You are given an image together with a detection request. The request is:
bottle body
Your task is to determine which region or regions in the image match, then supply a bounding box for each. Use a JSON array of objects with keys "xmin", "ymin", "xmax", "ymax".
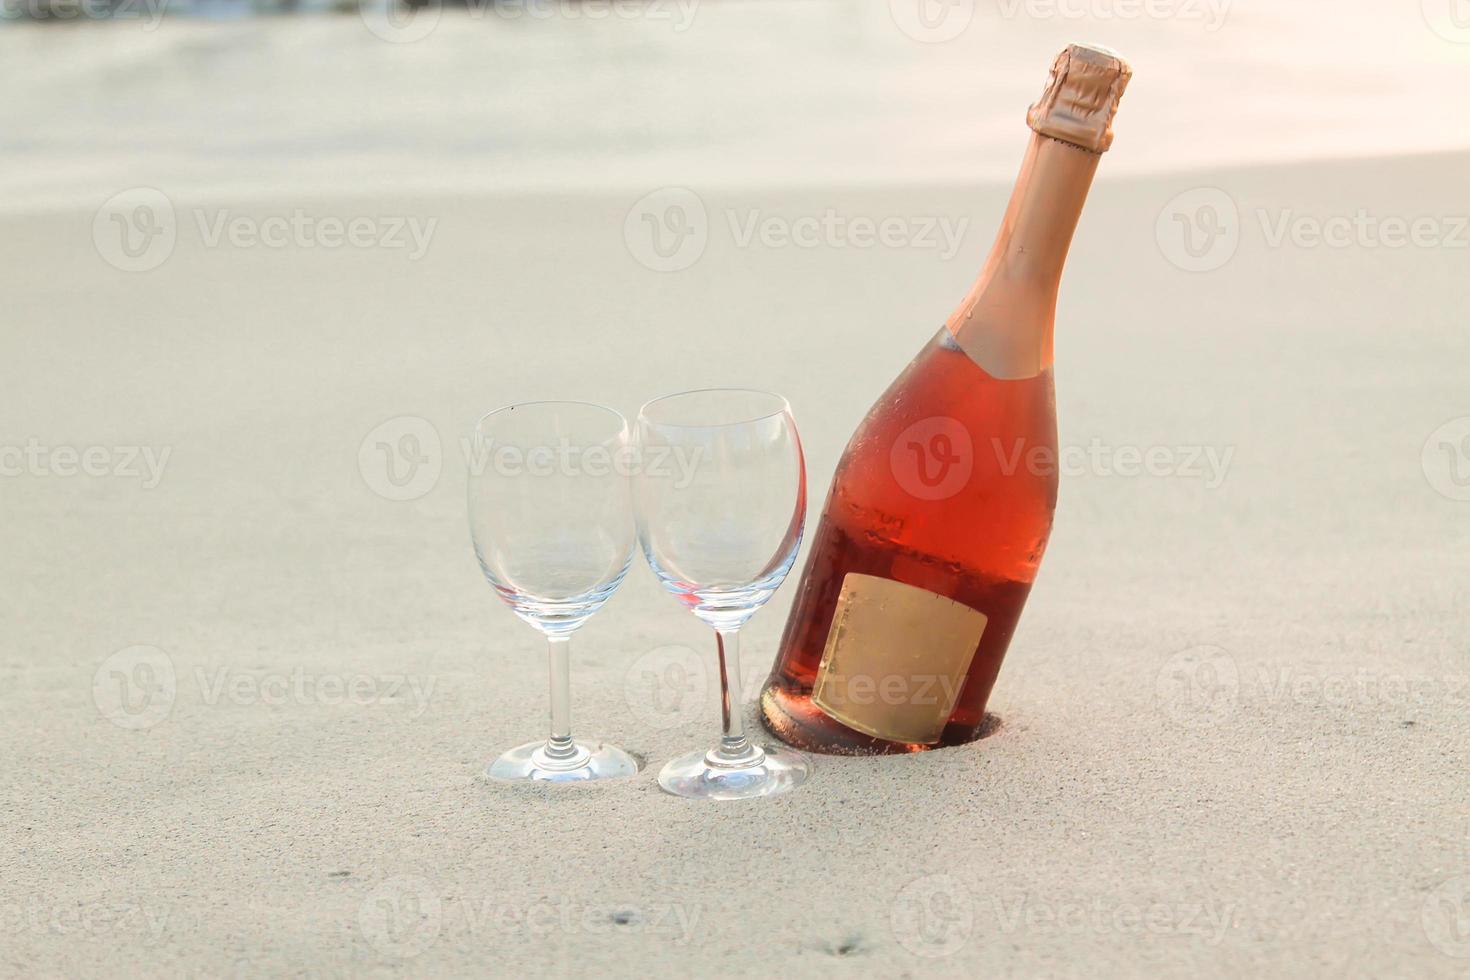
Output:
[
  {"xmin": 759, "ymin": 43, "xmax": 1129, "ymax": 756},
  {"xmin": 760, "ymin": 328, "xmax": 1058, "ymax": 753}
]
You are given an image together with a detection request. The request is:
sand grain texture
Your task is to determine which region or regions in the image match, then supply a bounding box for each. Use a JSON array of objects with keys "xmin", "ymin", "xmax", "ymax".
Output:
[{"xmin": 2, "ymin": 153, "xmax": 1467, "ymax": 977}]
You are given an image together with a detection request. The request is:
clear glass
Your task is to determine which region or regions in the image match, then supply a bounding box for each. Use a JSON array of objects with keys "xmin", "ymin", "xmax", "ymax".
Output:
[
  {"xmin": 468, "ymin": 401, "xmax": 639, "ymax": 783},
  {"xmin": 634, "ymin": 388, "xmax": 812, "ymax": 800}
]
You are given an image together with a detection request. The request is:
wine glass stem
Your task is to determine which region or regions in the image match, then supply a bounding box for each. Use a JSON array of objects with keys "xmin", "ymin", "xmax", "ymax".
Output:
[
  {"xmin": 544, "ymin": 634, "xmax": 577, "ymax": 761},
  {"xmin": 713, "ymin": 628, "xmax": 759, "ymax": 764}
]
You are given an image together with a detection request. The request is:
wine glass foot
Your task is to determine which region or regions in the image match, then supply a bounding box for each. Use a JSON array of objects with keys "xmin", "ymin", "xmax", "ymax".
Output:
[
  {"xmin": 485, "ymin": 739, "xmax": 639, "ymax": 783},
  {"xmin": 657, "ymin": 743, "xmax": 810, "ymax": 800}
]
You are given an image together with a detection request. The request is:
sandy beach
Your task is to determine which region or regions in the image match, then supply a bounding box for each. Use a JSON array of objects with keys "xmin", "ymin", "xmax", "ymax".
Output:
[{"xmin": 3, "ymin": 9, "xmax": 1469, "ymax": 979}]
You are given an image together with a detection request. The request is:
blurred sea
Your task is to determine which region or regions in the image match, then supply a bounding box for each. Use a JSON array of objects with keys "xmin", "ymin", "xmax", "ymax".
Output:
[{"xmin": 2, "ymin": 0, "xmax": 1468, "ymax": 206}]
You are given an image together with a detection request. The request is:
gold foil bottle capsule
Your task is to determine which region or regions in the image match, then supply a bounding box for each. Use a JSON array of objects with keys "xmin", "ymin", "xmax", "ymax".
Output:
[{"xmin": 1026, "ymin": 43, "xmax": 1132, "ymax": 153}]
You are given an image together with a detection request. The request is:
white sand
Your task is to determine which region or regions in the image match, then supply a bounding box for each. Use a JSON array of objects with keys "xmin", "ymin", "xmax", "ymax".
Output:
[
  {"xmin": 4, "ymin": 150, "xmax": 1468, "ymax": 977},
  {"xmin": 3, "ymin": 13, "xmax": 1470, "ymax": 979}
]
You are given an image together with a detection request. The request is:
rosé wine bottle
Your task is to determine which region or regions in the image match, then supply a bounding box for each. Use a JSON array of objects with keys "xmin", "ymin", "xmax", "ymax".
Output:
[{"xmin": 760, "ymin": 44, "xmax": 1132, "ymax": 754}]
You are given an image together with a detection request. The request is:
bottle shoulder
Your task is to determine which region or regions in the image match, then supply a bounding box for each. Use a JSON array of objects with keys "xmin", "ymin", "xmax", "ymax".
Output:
[
  {"xmin": 816, "ymin": 328, "xmax": 1059, "ymax": 581},
  {"xmin": 841, "ymin": 329, "xmax": 1058, "ymax": 462}
]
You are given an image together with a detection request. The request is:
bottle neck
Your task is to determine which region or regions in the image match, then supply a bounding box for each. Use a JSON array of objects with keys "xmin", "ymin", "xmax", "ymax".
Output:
[{"xmin": 946, "ymin": 133, "xmax": 1100, "ymax": 380}]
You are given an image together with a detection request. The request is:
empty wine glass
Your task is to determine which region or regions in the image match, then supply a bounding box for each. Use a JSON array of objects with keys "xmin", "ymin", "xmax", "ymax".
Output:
[
  {"xmin": 634, "ymin": 388, "xmax": 812, "ymax": 800},
  {"xmin": 468, "ymin": 401, "xmax": 639, "ymax": 783}
]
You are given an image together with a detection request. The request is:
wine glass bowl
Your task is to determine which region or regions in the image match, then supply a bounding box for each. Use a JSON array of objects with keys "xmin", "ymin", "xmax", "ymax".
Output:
[
  {"xmin": 636, "ymin": 388, "xmax": 807, "ymax": 631},
  {"xmin": 634, "ymin": 388, "xmax": 812, "ymax": 800},
  {"xmin": 470, "ymin": 401, "xmax": 635, "ymax": 634}
]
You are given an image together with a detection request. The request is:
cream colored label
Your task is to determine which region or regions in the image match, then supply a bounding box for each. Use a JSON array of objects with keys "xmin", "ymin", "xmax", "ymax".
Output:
[{"xmin": 812, "ymin": 573, "xmax": 987, "ymax": 745}]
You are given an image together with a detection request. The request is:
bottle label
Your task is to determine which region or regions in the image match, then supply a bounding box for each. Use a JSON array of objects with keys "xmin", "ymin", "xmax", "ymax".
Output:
[{"xmin": 811, "ymin": 573, "xmax": 988, "ymax": 745}]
